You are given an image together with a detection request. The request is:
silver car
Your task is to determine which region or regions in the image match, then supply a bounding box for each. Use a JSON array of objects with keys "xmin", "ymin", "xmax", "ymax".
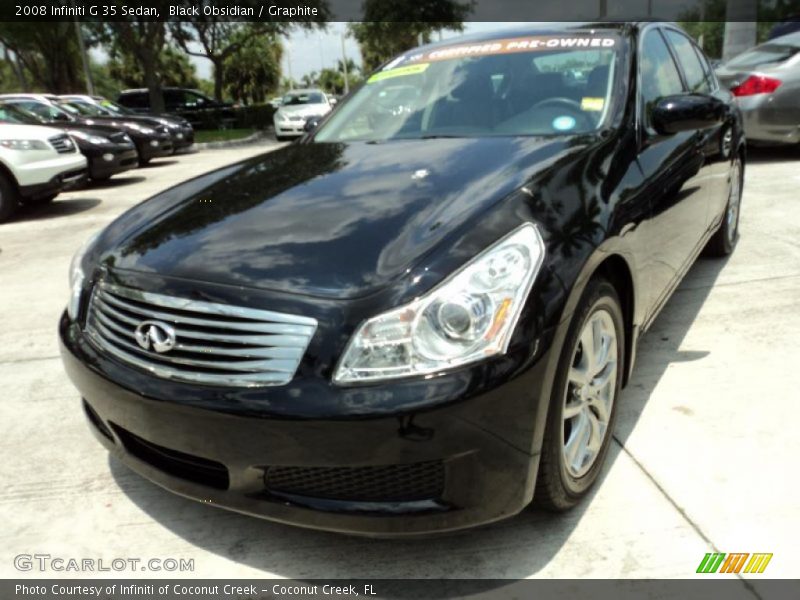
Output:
[{"xmin": 716, "ymin": 31, "xmax": 800, "ymax": 145}]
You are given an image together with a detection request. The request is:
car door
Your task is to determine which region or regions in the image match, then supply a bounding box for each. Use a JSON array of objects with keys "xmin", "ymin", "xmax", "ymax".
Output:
[
  {"xmin": 635, "ymin": 27, "xmax": 712, "ymax": 320},
  {"xmin": 663, "ymin": 28, "xmax": 730, "ymax": 235}
]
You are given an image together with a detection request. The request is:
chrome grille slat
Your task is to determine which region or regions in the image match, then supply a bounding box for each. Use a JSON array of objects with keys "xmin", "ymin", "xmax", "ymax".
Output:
[
  {"xmin": 96, "ymin": 290, "xmax": 314, "ymax": 335},
  {"xmin": 93, "ymin": 298, "xmax": 308, "ymax": 347},
  {"xmin": 93, "ymin": 311, "xmax": 303, "ymax": 359},
  {"xmin": 103, "ymin": 283, "xmax": 314, "ymax": 324},
  {"xmin": 85, "ymin": 282, "xmax": 317, "ymax": 387},
  {"xmin": 90, "ymin": 321, "xmax": 297, "ymax": 373},
  {"xmin": 48, "ymin": 134, "xmax": 76, "ymax": 153}
]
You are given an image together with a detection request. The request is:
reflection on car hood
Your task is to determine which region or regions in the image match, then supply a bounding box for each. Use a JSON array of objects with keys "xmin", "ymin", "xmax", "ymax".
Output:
[{"xmin": 101, "ymin": 137, "xmax": 590, "ymax": 298}]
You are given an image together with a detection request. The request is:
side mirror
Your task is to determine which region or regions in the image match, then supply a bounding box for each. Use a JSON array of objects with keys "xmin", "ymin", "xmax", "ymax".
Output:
[
  {"xmin": 329, "ymin": 98, "xmax": 338, "ymax": 106},
  {"xmin": 53, "ymin": 112, "xmax": 70, "ymax": 122},
  {"xmin": 304, "ymin": 116, "xmax": 322, "ymax": 132},
  {"xmin": 651, "ymin": 93, "xmax": 725, "ymax": 135}
]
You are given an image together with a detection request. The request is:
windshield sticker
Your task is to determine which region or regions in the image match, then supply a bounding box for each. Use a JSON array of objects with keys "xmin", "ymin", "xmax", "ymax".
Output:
[
  {"xmin": 581, "ymin": 97, "xmax": 605, "ymax": 111},
  {"xmin": 398, "ymin": 36, "xmax": 617, "ymax": 66},
  {"xmin": 552, "ymin": 116, "xmax": 577, "ymax": 131},
  {"xmin": 368, "ymin": 63, "xmax": 431, "ymax": 84}
]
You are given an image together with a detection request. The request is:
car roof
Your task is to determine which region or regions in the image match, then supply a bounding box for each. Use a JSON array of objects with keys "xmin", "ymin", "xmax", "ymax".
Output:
[{"xmin": 0, "ymin": 93, "xmax": 56, "ymax": 102}]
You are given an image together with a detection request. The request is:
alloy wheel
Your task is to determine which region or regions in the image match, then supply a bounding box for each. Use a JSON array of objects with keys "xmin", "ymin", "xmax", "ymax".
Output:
[{"xmin": 562, "ymin": 308, "xmax": 618, "ymax": 479}]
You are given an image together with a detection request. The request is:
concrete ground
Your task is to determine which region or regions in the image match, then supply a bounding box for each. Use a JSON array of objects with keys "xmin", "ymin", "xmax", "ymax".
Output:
[{"xmin": 0, "ymin": 143, "xmax": 798, "ymax": 584}]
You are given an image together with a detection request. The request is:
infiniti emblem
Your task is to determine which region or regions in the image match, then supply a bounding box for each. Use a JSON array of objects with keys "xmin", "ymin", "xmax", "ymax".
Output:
[{"xmin": 134, "ymin": 320, "xmax": 177, "ymax": 353}]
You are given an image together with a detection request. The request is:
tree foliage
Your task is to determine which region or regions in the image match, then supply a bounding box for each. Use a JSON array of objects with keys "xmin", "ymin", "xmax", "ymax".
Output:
[
  {"xmin": 107, "ymin": 45, "xmax": 199, "ymax": 89},
  {"xmin": 222, "ymin": 30, "xmax": 283, "ymax": 105},
  {"xmin": 0, "ymin": 22, "xmax": 84, "ymax": 93},
  {"xmin": 349, "ymin": 0, "xmax": 474, "ymax": 72},
  {"xmin": 170, "ymin": 2, "xmax": 329, "ymax": 101},
  {"xmin": 90, "ymin": 14, "xmax": 169, "ymax": 112}
]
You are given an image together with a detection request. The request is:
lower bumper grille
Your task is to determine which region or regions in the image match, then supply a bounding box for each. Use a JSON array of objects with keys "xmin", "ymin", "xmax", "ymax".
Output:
[
  {"xmin": 264, "ymin": 462, "xmax": 445, "ymax": 502},
  {"xmin": 112, "ymin": 425, "xmax": 229, "ymax": 490}
]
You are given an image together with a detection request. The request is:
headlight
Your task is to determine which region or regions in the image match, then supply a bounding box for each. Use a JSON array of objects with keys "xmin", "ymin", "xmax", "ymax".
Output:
[
  {"xmin": 333, "ymin": 223, "xmax": 546, "ymax": 384},
  {"xmin": 67, "ymin": 232, "xmax": 99, "ymax": 320},
  {"xmin": 69, "ymin": 131, "xmax": 109, "ymax": 145},
  {"xmin": 0, "ymin": 139, "xmax": 48, "ymax": 150}
]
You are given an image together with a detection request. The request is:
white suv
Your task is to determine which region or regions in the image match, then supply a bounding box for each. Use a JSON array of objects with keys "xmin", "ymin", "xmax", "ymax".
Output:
[{"xmin": 0, "ymin": 123, "xmax": 87, "ymax": 222}]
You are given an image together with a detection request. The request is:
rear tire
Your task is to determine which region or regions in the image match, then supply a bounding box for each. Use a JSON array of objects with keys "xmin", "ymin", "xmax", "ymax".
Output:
[
  {"xmin": 706, "ymin": 156, "xmax": 743, "ymax": 257},
  {"xmin": 535, "ymin": 278, "xmax": 624, "ymax": 511},
  {"xmin": 0, "ymin": 172, "xmax": 19, "ymax": 222}
]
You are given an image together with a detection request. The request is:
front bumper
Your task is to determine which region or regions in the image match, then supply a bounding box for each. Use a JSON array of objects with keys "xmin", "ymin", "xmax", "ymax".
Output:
[
  {"xmin": 19, "ymin": 167, "xmax": 87, "ymax": 199},
  {"xmin": 85, "ymin": 146, "xmax": 139, "ymax": 180},
  {"xmin": 59, "ymin": 312, "xmax": 552, "ymax": 536},
  {"xmin": 169, "ymin": 127, "xmax": 195, "ymax": 151},
  {"xmin": 737, "ymin": 96, "xmax": 800, "ymax": 145},
  {"xmin": 12, "ymin": 152, "xmax": 87, "ymax": 189},
  {"xmin": 134, "ymin": 137, "xmax": 174, "ymax": 161},
  {"xmin": 274, "ymin": 120, "xmax": 307, "ymax": 137}
]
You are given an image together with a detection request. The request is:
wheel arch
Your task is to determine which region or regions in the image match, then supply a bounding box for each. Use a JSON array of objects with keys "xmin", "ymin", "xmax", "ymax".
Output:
[{"xmin": 0, "ymin": 160, "xmax": 21, "ymax": 192}]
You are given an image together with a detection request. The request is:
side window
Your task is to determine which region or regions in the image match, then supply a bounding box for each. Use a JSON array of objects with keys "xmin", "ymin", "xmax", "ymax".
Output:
[
  {"xmin": 692, "ymin": 44, "xmax": 718, "ymax": 91},
  {"xmin": 665, "ymin": 30, "xmax": 711, "ymax": 93},
  {"xmin": 163, "ymin": 90, "xmax": 183, "ymax": 108},
  {"xmin": 640, "ymin": 29, "xmax": 685, "ymax": 131}
]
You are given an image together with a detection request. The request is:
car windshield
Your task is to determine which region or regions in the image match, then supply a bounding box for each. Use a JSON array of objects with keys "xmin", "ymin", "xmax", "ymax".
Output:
[
  {"xmin": 315, "ymin": 33, "xmax": 621, "ymax": 142},
  {"xmin": 726, "ymin": 43, "xmax": 800, "ymax": 68},
  {"xmin": 282, "ymin": 92, "xmax": 326, "ymax": 105},
  {"xmin": 98, "ymin": 99, "xmax": 132, "ymax": 115},
  {"xmin": 0, "ymin": 103, "xmax": 45, "ymax": 125},
  {"xmin": 60, "ymin": 101, "xmax": 103, "ymax": 116}
]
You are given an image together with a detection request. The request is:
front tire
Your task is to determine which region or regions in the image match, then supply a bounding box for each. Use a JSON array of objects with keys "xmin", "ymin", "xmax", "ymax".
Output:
[
  {"xmin": 706, "ymin": 156, "xmax": 743, "ymax": 257},
  {"xmin": 0, "ymin": 172, "xmax": 19, "ymax": 222},
  {"xmin": 535, "ymin": 278, "xmax": 624, "ymax": 511}
]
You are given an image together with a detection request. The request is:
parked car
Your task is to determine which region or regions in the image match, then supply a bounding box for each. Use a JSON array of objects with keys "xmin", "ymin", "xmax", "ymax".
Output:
[
  {"xmin": 117, "ymin": 87, "xmax": 235, "ymax": 129},
  {"xmin": 0, "ymin": 122, "xmax": 86, "ymax": 221},
  {"xmin": 715, "ymin": 31, "xmax": 800, "ymax": 146},
  {"xmin": 60, "ymin": 22, "xmax": 744, "ymax": 536},
  {"xmin": 60, "ymin": 95, "xmax": 194, "ymax": 152},
  {"xmin": 273, "ymin": 89, "xmax": 333, "ymax": 140},
  {"xmin": 0, "ymin": 101, "xmax": 138, "ymax": 183},
  {"xmin": 0, "ymin": 95, "xmax": 173, "ymax": 165}
]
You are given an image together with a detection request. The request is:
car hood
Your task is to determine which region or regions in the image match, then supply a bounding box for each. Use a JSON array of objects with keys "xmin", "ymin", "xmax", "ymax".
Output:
[
  {"xmin": 278, "ymin": 104, "xmax": 330, "ymax": 117},
  {"xmin": 57, "ymin": 123, "xmax": 126, "ymax": 137},
  {"xmin": 102, "ymin": 136, "xmax": 591, "ymax": 299}
]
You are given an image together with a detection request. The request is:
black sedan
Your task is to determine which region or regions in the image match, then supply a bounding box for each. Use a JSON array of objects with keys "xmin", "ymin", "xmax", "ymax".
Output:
[
  {"xmin": 60, "ymin": 22, "xmax": 744, "ymax": 536},
  {"xmin": 58, "ymin": 95, "xmax": 195, "ymax": 152},
  {"xmin": 0, "ymin": 101, "xmax": 138, "ymax": 182},
  {"xmin": 0, "ymin": 96, "xmax": 173, "ymax": 166}
]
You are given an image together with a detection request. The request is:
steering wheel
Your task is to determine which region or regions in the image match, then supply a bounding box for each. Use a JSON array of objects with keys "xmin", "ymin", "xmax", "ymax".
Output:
[
  {"xmin": 531, "ymin": 97, "xmax": 583, "ymax": 112},
  {"xmin": 530, "ymin": 97, "xmax": 593, "ymax": 129}
]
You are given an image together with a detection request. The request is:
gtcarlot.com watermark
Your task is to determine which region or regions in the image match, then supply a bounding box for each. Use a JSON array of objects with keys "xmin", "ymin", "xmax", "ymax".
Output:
[{"xmin": 14, "ymin": 553, "xmax": 194, "ymax": 573}]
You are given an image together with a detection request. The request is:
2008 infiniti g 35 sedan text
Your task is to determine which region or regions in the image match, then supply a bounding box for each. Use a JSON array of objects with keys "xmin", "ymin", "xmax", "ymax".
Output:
[{"xmin": 60, "ymin": 22, "xmax": 744, "ymax": 536}]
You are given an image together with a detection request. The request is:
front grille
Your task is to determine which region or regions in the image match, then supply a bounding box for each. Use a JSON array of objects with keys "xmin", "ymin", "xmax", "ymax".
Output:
[
  {"xmin": 48, "ymin": 134, "xmax": 76, "ymax": 153},
  {"xmin": 85, "ymin": 282, "xmax": 317, "ymax": 387},
  {"xmin": 112, "ymin": 425, "xmax": 229, "ymax": 490},
  {"xmin": 264, "ymin": 462, "xmax": 446, "ymax": 502}
]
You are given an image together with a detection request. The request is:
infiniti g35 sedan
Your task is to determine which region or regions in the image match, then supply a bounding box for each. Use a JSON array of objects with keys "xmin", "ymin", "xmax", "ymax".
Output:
[{"xmin": 60, "ymin": 22, "xmax": 744, "ymax": 536}]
